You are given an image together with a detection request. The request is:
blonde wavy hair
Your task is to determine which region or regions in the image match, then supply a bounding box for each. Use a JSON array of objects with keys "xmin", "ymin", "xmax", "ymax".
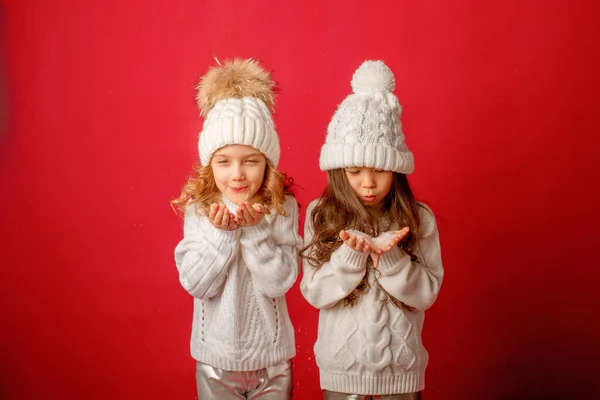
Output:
[{"xmin": 171, "ymin": 158, "xmax": 293, "ymax": 216}]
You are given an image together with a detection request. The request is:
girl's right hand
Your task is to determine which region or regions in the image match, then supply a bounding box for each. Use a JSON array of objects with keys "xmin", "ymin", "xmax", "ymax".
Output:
[
  {"xmin": 208, "ymin": 203, "xmax": 239, "ymax": 231},
  {"xmin": 339, "ymin": 230, "xmax": 378, "ymax": 254}
]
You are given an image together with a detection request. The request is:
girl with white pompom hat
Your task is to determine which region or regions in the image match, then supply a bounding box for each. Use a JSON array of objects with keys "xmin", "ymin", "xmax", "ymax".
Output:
[{"xmin": 300, "ymin": 60, "xmax": 445, "ymax": 399}]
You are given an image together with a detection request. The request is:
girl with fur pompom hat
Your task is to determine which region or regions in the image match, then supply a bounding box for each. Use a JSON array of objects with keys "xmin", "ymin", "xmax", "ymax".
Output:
[{"xmin": 172, "ymin": 58, "xmax": 302, "ymax": 399}]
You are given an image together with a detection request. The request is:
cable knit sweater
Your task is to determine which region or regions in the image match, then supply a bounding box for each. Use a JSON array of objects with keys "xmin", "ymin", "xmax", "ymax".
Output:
[
  {"xmin": 175, "ymin": 195, "xmax": 302, "ymax": 371},
  {"xmin": 301, "ymin": 199, "xmax": 444, "ymax": 395}
]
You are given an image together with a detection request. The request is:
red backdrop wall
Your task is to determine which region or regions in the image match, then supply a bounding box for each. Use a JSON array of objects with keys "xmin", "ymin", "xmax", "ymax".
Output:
[{"xmin": 1, "ymin": 0, "xmax": 599, "ymax": 399}]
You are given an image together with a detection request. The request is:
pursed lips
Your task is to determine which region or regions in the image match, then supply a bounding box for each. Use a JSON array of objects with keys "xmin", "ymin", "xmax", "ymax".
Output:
[{"xmin": 361, "ymin": 194, "xmax": 377, "ymax": 202}]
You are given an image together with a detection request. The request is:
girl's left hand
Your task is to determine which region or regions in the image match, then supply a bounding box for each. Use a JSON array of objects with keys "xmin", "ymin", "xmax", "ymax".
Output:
[
  {"xmin": 376, "ymin": 227, "xmax": 410, "ymax": 253},
  {"xmin": 234, "ymin": 202, "xmax": 265, "ymax": 227},
  {"xmin": 370, "ymin": 227, "xmax": 410, "ymax": 267}
]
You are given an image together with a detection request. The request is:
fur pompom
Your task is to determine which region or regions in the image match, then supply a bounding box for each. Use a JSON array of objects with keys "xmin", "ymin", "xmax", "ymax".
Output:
[
  {"xmin": 196, "ymin": 58, "xmax": 275, "ymax": 117},
  {"xmin": 351, "ymin": 60, "xmax": 395, "ymax": 95}
]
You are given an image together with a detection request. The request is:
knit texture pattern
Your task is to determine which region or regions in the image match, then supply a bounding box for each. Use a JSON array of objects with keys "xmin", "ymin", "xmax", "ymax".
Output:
[
  {"xmin": 320, "ymin": 60, "xmax": 414, "ymax": 174},
  {"xmin": 199, "ymin": 96, "xmax": 280, "ymax": 167},
  {"xmin": 175, "ymin": 196, "xmax": 302, "ymax": 371},
  {"xmin": 301, "ymin": 199, "xmax": 444, "ymax": 395}
]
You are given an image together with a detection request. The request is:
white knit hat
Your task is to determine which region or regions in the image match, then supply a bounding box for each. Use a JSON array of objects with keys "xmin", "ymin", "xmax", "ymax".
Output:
[
  {"xmin": 320, "ymin": 60, "xmax": 414, "ymax": 174},
  {"xmin": 196, "ymin": 58, "xmax": 280, "ymax": 167}
]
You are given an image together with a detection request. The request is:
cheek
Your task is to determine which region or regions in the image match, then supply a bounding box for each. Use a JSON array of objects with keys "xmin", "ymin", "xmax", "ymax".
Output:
[
  {"xmin": 347, "ymin": 178, "xmax": 362, "ymax": 194},
  {"xmin": 247, "ymin": 167, "xmax": 266, "ymax": 187},
  {"xmin": 380, "ymin": 178, "xmax": 393, "ymax": 195},
  {"xmin": 211, "ymin": 170, "xmax": 227, "ymax": 183}
]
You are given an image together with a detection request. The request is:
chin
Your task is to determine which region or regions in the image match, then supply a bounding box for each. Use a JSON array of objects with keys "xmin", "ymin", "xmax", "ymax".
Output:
[
  {"xmin": 226, "ymin": 195, "xmax": 245, "ymax": 205},
  {"xmin": 227, "ymin": 191, "xmax": 256, "ymax": 205},
  {"xmin": 362, "ymin": 200, "xmax": 383, "ymax": 207}
]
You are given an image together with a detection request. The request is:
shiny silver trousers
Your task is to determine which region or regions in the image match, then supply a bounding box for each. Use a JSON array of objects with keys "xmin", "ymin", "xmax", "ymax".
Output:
[
  {"xmin": 196, "ymin": 360, "xmax": 292, "ymax": 400},
  {"xmin": 323, "ymin": 391, "xmax": 422, "ymax": 400}
]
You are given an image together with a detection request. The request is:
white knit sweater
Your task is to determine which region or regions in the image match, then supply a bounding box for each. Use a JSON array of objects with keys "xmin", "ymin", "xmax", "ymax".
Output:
[
  {"xmin": 301, "ymin": 199, "xmax": 444, "ymax": 395},
  {"xmin": 175, "ymin": 195, "xmax": 302, "ymax": 371}
]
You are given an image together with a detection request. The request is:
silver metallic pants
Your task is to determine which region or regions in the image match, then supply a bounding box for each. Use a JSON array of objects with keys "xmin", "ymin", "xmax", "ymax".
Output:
[
  {"xmin": 323, "ymin": 391, "xmax": 422, "ymax": 400},
  {"xmin": 196, "ymin": 360, "xmax": 292, "ymax": 400}
]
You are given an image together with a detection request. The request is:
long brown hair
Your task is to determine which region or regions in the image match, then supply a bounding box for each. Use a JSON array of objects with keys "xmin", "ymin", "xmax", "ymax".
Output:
[
  {"xmin": 171, "ymin": 158, "xmax": 294, "ymax": 216},
  {"xmin": 300, "ymin": 169, "xmax": 426, "ymax": 307}
]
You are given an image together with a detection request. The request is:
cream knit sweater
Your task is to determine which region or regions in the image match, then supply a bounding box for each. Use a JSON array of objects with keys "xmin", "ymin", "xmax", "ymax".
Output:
[
  {"xmin": 301, "ymin": 199, "xmax": 444, "ymax": 395},
  {"xmin": 175, "ymin": 195, "xmax": 302, "ymax": 371}
]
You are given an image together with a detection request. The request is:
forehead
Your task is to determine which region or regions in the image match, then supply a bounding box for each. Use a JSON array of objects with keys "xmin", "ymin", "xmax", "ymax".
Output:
[{"xmin": 213, "ymin": 145, "xmax": 264, "ymax": 158}]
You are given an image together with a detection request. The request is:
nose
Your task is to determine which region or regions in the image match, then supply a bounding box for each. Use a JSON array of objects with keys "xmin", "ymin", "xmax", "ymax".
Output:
[
  {"xmin": 231, "ymin": 163, "xmax": 245, "ymax": 181},
  {"xmin": 362, "ymin": 171, "xmax": 376, "ymax": 188}
]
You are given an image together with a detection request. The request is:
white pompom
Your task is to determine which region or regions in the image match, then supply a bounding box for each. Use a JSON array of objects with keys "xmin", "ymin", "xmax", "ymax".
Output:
[{"xmin": 351, "ymin": 60, "xmax": 395, "ymax": 94}]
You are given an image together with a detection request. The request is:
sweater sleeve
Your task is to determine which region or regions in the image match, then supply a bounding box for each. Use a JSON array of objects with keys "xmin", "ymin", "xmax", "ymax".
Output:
[
  {"xmin": 238, "ymin": 196, "xmax": 303, "ymax": 299},
  {"xmin": 300, "ymin": 200, "xmax": 370, "ymax": 309},
  {"xmin": 174, "ymin": 205, "xmax": 240, "ymax": 299},
  {"xmin": 376, "ymin": 204, "xmax": 444, "ymax": 311}
]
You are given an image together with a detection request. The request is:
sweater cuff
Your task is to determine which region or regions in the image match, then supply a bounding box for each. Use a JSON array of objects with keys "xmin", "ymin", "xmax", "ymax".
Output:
[
  {"xmin": 377, "ymin": 246, "xmax": 407, "ymax": 276},
  {"xmin": 207, "ymin": 223, "xmax": 240, "ymax": 242},
  {"xmin": 336, "ymin": 244, "xmax": 369, "ymax": 273}
]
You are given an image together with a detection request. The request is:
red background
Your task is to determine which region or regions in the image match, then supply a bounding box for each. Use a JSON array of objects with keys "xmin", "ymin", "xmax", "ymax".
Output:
[{"xmin": 1, "ymin": 0, "xmax": 599, "ymax": 399}]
